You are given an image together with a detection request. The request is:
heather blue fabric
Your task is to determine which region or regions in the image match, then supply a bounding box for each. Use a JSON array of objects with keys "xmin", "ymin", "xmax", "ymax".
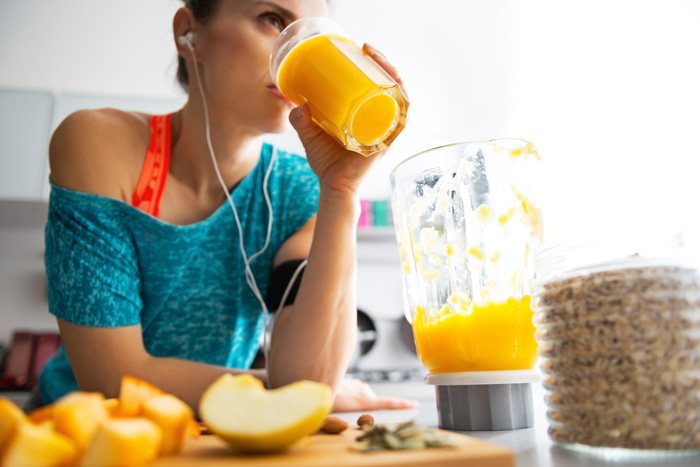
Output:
[{"xmin": 38, "ymin": 143, "xmax": 319, "ymax": 403}]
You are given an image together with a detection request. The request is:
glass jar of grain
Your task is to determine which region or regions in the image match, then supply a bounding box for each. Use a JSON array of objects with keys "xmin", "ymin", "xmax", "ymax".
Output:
[{"xmin": 534, "ymin": 240, "xmax": 700, "ymax": 459}]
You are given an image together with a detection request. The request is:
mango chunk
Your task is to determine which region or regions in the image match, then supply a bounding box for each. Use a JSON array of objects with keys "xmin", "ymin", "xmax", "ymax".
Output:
[
  {"xmin": 80, "ymin": 418, "xmax": 161, "ymax": 467},
  {"xmin": 117, "ymin": 375, "xmax": 164, "ymax": 417},
  {"xmin": 52, "ymin": 392, "xmax": 108, "ymax": 453},
  {"xmin": 0, "ymin": 398, "xmax": 27, "ymax": 452},
  {"xmin": 142, "ymin": 394, "xmax": 195, "ymax": 456},
  {"xmin": 1, "ymin": 422, "xmax": 77, "ymax": 467},
  {"xmin": 102, "ymin": 399, "xmax": 119, "ymax": 418},
  {"xmin": 27, "ymin": 405, "xmax": 53, "ymax": 424}
]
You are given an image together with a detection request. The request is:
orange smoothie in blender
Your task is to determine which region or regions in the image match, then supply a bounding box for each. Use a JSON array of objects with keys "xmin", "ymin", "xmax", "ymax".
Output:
[
  {"xmin": 413, "ymin": 296, "xmax": 538, "ymax": 373},
  {"xmin": 271, "ymin": 18, "xmax": 408, "ymax": 156},
  {"xmin": 391, "ymin": 140, "xmax": 542, "ymax": 431}
]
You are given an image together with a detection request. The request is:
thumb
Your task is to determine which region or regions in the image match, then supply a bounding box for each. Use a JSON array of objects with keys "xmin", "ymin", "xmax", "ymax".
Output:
[{"xmin": 289, "ymin": 104, "xmax": 321, "ymax": 138}]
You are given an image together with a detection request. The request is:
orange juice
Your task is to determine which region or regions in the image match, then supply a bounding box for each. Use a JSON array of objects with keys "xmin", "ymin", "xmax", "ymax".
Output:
[
  {"xmin": 271, "ymin": 17, "xmax": 408, "ymax": 156},
  {"xmin": 413, "ymin": 296, "xmax": 537, "ymax": 373}
]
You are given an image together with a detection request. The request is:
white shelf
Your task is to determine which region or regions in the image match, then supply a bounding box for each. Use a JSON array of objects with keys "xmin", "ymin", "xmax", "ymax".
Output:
[{"xmin": 357, "ymin": 227, "xmax": 396, "ymax": 241}]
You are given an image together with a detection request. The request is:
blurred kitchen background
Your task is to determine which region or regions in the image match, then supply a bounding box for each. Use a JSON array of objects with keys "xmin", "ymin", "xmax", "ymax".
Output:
[{"xmin": 1, "ymin": 0, "xmax": 699, "ymax": 401}]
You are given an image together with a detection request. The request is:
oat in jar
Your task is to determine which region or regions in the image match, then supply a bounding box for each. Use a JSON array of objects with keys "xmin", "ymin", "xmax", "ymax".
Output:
[{"xmin": 534, "ymin": 244, "xmax": 700, "ymax": 456}]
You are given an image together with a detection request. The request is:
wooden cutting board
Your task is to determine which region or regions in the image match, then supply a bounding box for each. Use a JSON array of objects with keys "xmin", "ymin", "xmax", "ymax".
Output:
[{"xmin": 152, "ymin": 428, "xmax": 514, "ymax": 467}]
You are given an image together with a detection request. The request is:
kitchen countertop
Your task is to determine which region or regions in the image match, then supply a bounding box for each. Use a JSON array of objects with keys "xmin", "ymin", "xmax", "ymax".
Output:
[
  {"xmin": 352, "ymin": 380, "xmax": 700, "ymax": 467},
  {"xmin": 6, "ymin": 380, "xmax": 699, "ymax": 465}
]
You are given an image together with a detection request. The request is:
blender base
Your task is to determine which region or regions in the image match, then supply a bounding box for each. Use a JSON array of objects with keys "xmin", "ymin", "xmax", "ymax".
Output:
[{"xmin": 427, "ymin": 370, "xmax": 539, "ymax": 431}]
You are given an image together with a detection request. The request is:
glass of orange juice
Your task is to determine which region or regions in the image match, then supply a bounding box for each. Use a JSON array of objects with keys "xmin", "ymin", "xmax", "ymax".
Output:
[{"xmin": 270, "ymin": 17, "xmax": 409, "ymax": 157}]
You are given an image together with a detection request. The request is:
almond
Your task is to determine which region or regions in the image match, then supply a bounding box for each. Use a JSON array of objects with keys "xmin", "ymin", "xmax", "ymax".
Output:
[
  {"xmin": 357, "ymin": 414, "xmax": 374, "ymax": 429},
  {"xmin": 319, "ymin": 416, "xmax": 349, "ymax": 434}
]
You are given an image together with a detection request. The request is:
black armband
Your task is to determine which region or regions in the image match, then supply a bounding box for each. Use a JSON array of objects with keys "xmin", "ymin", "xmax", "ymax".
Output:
[{"xmin": 266, "ymin": 259, "xmax": 307, "ymax": 312}]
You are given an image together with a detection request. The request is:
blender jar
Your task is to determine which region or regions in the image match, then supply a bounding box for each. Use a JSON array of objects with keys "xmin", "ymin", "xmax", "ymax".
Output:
[{"xmin": 390, "ymin": 140, "xmax": 543, "ymax": 430}]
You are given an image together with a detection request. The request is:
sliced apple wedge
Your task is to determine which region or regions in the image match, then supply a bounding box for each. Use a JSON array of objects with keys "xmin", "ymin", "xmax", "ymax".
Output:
[{"xmin": 199, "ymin": 374, "xmax": 332, "ymax": 453}]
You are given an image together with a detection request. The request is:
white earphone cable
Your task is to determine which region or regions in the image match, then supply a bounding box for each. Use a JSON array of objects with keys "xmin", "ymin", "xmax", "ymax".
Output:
[
  {"xmin": 276, "ymin": 260, "xmax": 308, "ymax": 316},
  {"xmin": 264, "ymin": 258, "xmax": 308, "ymax": 355},
  {"xmin": 189, "ymin": 43, "xmax": 282, "ymax": 363}
]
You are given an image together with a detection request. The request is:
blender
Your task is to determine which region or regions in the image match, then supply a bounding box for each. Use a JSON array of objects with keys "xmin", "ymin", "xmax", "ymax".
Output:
[{"xmin": 390, "ymin": 140, "xmax": 542, "ymax": 431}]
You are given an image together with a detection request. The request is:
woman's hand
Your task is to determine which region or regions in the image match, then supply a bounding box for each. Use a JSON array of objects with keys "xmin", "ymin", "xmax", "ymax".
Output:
[
  {"xmin": 289, "ymin": 105, "xmax": 373, "ymax": 195},
  {"xmin": 289, "ymin": 44, "xmax": 408, "ymax": 196},
  {"xmin": 331, "ymin": 377, "xmax": 418, "ymax": 412}
]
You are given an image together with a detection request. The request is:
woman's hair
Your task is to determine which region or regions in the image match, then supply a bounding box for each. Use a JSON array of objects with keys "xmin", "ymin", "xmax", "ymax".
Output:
[{"xmin": 177, "ymin": 0, "xmax": 222, "ymax": 90}]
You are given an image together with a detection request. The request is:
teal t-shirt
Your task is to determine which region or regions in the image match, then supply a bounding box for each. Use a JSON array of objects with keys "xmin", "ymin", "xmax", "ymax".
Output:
[{"xmin": 38, "ymin": 143, "xmax": 319, "ymax": 403}]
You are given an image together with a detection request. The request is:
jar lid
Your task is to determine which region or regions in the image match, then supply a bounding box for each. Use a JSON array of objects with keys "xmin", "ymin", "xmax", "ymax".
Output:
[{"xmin": 534, "ymin": 237, "xmax": 699, "ymax": 286}]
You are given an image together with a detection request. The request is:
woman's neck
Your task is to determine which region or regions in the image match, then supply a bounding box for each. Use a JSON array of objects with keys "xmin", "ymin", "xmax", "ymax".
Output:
[{"xmin": 169, "ymin": 105, "xmax": 263, "ymax": 200}]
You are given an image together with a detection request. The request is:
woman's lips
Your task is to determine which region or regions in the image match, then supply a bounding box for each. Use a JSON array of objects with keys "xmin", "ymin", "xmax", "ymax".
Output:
[{"xmin": 267, "ymin": 85, "xmax": 294, "ymax": 106}]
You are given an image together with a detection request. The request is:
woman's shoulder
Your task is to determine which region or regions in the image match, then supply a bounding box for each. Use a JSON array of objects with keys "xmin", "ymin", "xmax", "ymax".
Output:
[{"xmin": 49, "ymin": 108, "xmax": 150, "ymax": 201}]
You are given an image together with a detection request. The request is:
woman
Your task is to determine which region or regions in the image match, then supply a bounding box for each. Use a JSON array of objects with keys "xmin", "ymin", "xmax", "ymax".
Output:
[{"xmin": 34, "ymin": 0, "xmax": 414, "ymax": 413}]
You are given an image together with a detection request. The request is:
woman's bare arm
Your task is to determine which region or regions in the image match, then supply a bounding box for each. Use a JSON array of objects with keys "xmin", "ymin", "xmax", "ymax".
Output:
[
  {"xmin": 57, "ymin": 319, "xmax": 265, "ymax": 411},
  {"xmin": 267, "ymin": 191, "xmax": 358, "ymax": 392}
]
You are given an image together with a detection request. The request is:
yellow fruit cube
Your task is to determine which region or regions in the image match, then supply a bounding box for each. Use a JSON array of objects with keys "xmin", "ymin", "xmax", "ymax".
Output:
[
  {"xmin": 102, "ymin": 399, "xmax": 119, "ymax": 418},
  {"xmin": 52, "ymin": 392, "xmax": 108, "ymax": 453},
  {"xmin": 142, "ymin": 394, "xmax": 195, "ymax": 456},
  {"xmin": 0, "ymin": 398, "xmax": 26, "ymax": 452},
  {"xmin": 1, "ymin": 422, "xmax": 77, "ymax": 467},
  {"xmin": 27, "ymin": 405, "xmax": 53, "ymax": 424},
  {"xmin": 117, "ymin": 376, "xmax": 164, "ymax": 417},
  {"xmin": 80, "ymin": 418, "xmax": 161, "ymax": 467}
]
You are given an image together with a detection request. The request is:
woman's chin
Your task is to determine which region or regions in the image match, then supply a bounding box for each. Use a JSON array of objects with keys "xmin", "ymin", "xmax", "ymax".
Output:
[{"xmin": 263, "ymin": 116, "xmax": 294, "ymax": 135}]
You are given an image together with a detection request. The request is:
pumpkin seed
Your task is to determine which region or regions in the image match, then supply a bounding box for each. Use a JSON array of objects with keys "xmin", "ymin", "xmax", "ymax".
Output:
[{"xmin": 351, "ymin": 422, "xmax": 455, "ymax": 452}]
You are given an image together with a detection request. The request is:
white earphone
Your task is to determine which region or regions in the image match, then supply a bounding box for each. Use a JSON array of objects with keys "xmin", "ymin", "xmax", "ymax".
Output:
[
  {"xmin": 182, "ymin": 27, "xmax": 308, "ymax": 365},
  {"xmin": 178, "ymin": 30, "xmax": 195, "ymax": 50}
]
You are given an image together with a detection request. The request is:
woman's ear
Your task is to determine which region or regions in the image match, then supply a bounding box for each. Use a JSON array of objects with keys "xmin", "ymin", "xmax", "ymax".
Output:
[{"xmin": 173, "ymin": 6, "xmax": 196, "ymax": 58}]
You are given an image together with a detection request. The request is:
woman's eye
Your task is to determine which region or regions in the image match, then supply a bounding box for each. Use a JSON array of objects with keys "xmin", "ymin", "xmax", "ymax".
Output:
[{"xmin": 260, "ymin": 12, "xmax": 285, "ymax": 31}]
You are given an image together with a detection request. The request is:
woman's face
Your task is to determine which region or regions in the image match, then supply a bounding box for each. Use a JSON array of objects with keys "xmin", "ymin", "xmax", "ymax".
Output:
[{"xmin": 193, "ymin": 0, "xmax": 329, "ymax": 135}]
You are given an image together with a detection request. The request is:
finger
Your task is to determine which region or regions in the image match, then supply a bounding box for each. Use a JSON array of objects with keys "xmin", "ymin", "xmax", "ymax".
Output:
[
  {"xmin": 362, "ymin": 43, "xmax": 397, "ymax": 78},
  {"xmin": 341, "ymin": 377, "xmax": 366, "ymax": 389},
  {"xmin": 362, "ymin": 43, "xmax": 408, "ymax": 99},
  {"xmin": 367, "ymin": 396, "xmax": 419, "ymax": 410}
]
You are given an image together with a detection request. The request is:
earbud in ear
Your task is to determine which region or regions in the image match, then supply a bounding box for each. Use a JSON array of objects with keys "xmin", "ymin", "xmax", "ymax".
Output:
[{"xmin": 178, "ymin": 31, "xmax": 195, "ymax": 51}]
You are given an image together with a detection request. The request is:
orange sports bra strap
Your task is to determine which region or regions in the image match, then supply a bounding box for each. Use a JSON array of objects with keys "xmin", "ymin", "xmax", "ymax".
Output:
[{"xmin": 131, "ymin": 114, "xmax": 172, "ymax": 217}]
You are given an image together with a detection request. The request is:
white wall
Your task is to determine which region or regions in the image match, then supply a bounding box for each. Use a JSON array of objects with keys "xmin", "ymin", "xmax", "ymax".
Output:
[
  {"xmin": 329, "ymin": 0, "xmax": 519, "ymax": 199},
  {"xmin": 3, "ymin": 0, "xmax": 699, "ymax": 242},
  {"xmin": 0, "ymin": 0, "xmax": 183, "ymax": 98},
  {"xmin": 0, "ymin": 202, "xmax": 53, "ymax": 345},
  {"xmin": 1, "ymin": 1, "xmax": 700, "ymax": 273},
  {"xmin": 508, "ymin": 0, "xmax": 700, "ymax": 245},
  {"xmin": 0, "ymin": 0, "xmax": 517, "ymax": 199}
]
